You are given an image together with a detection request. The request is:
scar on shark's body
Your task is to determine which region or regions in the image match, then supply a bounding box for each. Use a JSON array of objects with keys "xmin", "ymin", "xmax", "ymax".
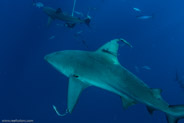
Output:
[{"xmin": 45, "ymin": 38, "xmax": 184, "ymax": 123}]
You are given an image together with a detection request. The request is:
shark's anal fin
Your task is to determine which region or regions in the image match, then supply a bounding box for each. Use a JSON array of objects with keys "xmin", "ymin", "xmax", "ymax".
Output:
[
  {"xmin": 120, "ymin": 95, "xmax": 137, "ymax": 109},
  {"xmin": 67, "ymin": 76, "xmax": 90, "ymax": 113}
]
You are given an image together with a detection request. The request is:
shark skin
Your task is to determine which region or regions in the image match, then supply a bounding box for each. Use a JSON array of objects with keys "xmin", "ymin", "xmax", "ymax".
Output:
[
  {"xmin": 43, "ymin": 7, "xmax": 90, "ymax": 27},
  {"xmin": 45, "ymin": 39, "xmax": 184, "ymax": 123}
]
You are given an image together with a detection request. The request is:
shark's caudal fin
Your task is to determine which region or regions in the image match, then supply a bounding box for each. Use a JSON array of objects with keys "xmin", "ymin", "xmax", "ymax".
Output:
[
  {"xmin": 166, "ymin": 105, "xmax": 184, "ymax": 123},
  {"xmin": 84, "ymin": 17, "xmax": 91, "ymax": 27}
]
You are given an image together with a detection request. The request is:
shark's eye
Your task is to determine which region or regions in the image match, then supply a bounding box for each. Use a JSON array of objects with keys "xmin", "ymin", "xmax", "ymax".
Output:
[{"xmin": 73, "ymin": 74, "xmax": 79, "ymax": 78}]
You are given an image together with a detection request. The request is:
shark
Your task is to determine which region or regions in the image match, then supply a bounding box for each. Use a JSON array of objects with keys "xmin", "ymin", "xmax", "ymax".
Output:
[
  {"xmin": 45, "ymin": 39, "xmax": 184, "ymax": 123},
  {"xmin": 43, "ymin": 7, "xmax": 91, "ymax": 28}
]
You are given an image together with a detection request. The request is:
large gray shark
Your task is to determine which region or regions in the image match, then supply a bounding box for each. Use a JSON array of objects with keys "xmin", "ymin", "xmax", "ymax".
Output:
[
  {"xmin": 45, "ymin": 39, "xmax": 184, "ymax": 123},
  {"xmin": 43, "ymin": 7, "xmax": 91, "ymax": 28}
]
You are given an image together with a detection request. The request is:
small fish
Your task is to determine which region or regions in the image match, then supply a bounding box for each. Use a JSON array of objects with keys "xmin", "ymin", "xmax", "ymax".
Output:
[
  {"xmin": 136, "ymin": 15, "xmax": 153, "ymax": 20},
  {"xmin": 74, "ymin": 31, "xmax": 83, "ymax": 37},
  {"xmin": 49, "ymin": 35, "xmax": 55, "ymax": 40},
  {"xmin": 142, "ymin": 66, "xmax": 151, "ymax": 70},
  {"xmin": 33, "ymin": 0, "xmax": 44, "ymax": 8},
  {"xmin": 76, "ymin": 31, "xmax": 83, "ymax": 34},
  {"xmin": 133, "ymin": 8, "xmax": 141, "ymax": 12}
]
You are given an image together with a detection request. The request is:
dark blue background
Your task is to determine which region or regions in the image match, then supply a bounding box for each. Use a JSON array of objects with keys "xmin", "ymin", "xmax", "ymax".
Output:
[{"xmin": 0, "ymin": 0, "xmax": 184, "ymax": 122}]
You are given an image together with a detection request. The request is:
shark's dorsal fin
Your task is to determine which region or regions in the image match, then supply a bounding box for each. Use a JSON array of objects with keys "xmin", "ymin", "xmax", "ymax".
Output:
[
  {"xmin": 56, "ymin": 8, "xmax": 62, "ymax": 14},
  {"xmin": 96, "ymin": 39, "xmax": 122, "ymax": 64},
  {"xmin": 67, "ymin": 75, "xmax": 90, "ymax": 113},
  {"xmin": 120, "ymin": 95, "xmax": 137, "ymax": 109},
  {"xmin": 96, "ymin": 39, "xmax": 132, "ymax": 64}
]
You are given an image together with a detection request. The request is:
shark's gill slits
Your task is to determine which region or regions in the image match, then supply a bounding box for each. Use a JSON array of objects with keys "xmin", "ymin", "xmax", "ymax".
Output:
[{"xmin": 73, "ymin": 74, "xmax": 79, "ymax": 78}]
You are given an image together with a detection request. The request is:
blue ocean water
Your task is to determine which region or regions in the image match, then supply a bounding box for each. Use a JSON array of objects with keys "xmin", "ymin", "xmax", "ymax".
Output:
[{"xmin": 0, "ymin": 0, "xmax": 184, "ymax": 123}]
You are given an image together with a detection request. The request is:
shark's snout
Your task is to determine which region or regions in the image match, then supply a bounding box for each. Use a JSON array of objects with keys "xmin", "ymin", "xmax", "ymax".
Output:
[
  {"xmin": 44, "ymin": 52, "xmax": 62, "ymax": 63},
  {"xmin": 44, "ymin": 54, "xmax": 51, "ymax": 61},
  {"xmin": 44, "ymin": 53, "xmax": 55, "ymax": 63}
]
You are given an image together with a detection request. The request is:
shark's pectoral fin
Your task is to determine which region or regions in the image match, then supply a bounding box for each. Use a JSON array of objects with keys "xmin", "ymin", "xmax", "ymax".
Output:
[
  {"xmin": 96, "ymin": 39, "xmax": 132, "ymax": 64},
  {"xmin": 67, "ymin": 76, "xmax": 89, "ymax": 113},
  {"xmin": 120, "ymin": 95, "xmax": 137, "ymax": 109},
  {"xmin": 47, "ymin": 17, "xmax": 54, "ymax": 26}
]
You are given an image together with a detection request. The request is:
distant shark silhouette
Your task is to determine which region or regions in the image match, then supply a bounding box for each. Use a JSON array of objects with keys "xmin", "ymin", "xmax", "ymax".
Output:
[
  {"xmin": 45, "ymin": 39, "xmax": 184, "ymax": 123},
  {"xmin": 43, "ymin": 7, "xmax": 91, "ymax": 28}
]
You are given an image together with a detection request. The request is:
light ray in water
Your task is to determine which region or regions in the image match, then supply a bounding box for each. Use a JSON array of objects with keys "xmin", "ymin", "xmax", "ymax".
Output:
[{"xmin": 72, "ymin": 0, "xmax": 77, "ymax": 16}]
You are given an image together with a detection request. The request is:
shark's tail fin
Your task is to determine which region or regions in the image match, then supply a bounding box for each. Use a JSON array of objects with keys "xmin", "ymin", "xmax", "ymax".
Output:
[
  {"xmin": 84, "ymin": 17, "xmax": 91, "ymax": 27},
  {"xmin": 166, "ymin": 105, "xmax": 184, "ymax": 123}
]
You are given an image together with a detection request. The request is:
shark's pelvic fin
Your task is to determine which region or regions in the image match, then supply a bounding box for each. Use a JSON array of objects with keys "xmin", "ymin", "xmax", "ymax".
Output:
[
  {"xmin": 47, "ymin": 17, "xmax": 54, "ymax": 26},
  {"xmin": 121, "ymin": 95, "xmax": 137, "ymax": 109},
  {"xmin": 67, "ymin": 75, "xmax": 90, "ymax": 113}
]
